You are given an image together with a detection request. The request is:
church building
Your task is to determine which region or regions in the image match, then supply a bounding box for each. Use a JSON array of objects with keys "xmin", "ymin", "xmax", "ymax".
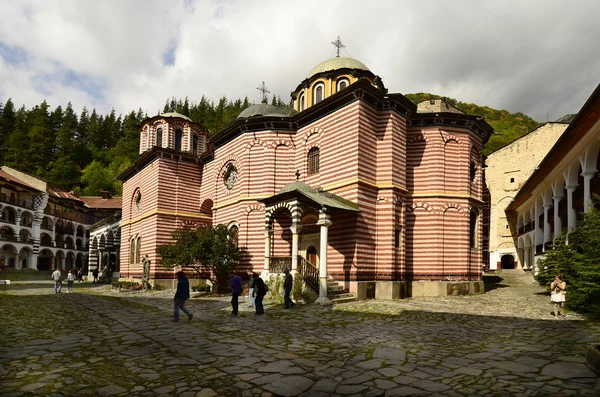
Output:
[{"xmin": 118, "ymin": 51, "xmax": 493, "ymax": 301}]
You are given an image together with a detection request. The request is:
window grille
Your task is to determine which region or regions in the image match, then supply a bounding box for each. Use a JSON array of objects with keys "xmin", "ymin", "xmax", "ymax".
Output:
[{"xmin": 307, "ymin": 147, "xmax": 320, "ymax": 175}]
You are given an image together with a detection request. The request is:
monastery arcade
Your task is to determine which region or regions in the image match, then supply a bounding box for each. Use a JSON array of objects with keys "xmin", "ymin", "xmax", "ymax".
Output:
[
  {"xmin": 506, "ymin": 84, "xmax": 600, "ymax": 272},
  {"xmin": 0, "ymin": 166, "xmax": 121, "ymax": 273}
]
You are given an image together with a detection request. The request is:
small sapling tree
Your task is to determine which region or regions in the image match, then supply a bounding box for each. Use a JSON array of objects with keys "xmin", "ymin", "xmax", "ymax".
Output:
[{"xmin": 158, "ymin": 224, "xmax": 240, "ymax": 293}]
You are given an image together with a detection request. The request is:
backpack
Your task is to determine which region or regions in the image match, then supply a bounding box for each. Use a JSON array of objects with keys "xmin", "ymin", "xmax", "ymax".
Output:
[{"xmin": 264, "ymin": 283, "xmax": 269, "ymax": 292}]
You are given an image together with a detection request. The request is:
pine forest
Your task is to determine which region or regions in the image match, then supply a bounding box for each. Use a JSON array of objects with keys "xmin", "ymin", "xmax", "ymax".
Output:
[{"xmin": 0, "ymin": 93, "xmax": 545, "ymax": 197}]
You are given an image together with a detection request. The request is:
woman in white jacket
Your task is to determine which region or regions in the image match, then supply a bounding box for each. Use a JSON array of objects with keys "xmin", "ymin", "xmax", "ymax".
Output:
[{"xmin": 550, "ymin": 274, "xmax": 566, "ymax": 317}]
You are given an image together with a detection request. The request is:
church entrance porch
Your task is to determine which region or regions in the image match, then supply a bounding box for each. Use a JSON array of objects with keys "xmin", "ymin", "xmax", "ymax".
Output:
[{"xmin": 260, "ymin": 179, "xmax": 359, "ymax": 305}]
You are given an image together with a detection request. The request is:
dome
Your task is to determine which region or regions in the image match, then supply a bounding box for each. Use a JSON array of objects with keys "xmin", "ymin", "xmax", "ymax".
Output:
[
  {"xmin": 160, "ymin": 112, "xmax": 193, "ymax": 122},
  {"xmin": 307, "ymin": 56, "xmax": 370, "ymax": 79},
  {"xmin": 237, "ymin": 104, "xmax": 297, "ymax": 119},
  {"xmin": 277, "ymin": 181, "xmax": 316, "ymax": 195}
]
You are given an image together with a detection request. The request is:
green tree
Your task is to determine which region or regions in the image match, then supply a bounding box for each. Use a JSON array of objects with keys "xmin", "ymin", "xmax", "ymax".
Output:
[
  {"xmin": 46, "ymin": 157, "xmax": 81, "ymax": 191},
  {"xmin": 80, "ymin": 160, "xmax": 113, "ymax": 195},
  {"xmin": 4, "ymin": 106, "xmax": 31, "ymax": 170},
  {"xmin": 158, "ymin": 224, "xmax": 241, "ymax": 293},
  {"xmin": 536, "ymin": 201, "xmax": 600, "ymax": 313},
  {"xmin": 0, "ymin": 98, "xmax": 16, "ymax": 163}
]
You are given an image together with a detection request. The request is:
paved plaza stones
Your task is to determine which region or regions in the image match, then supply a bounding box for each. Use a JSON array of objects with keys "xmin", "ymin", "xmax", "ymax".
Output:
[{"xmin": 0, "ymin": 274, "xmax": 599, "ymax": 396}]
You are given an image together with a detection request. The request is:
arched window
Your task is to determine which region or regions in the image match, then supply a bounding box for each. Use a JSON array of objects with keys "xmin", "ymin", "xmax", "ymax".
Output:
[
  {"xmin": 307, "ymin": 147, "xmax": 320, "ymax": 175},
  {"xmin": 224, "ymin": 164, "xmax": 238, "ymax": 190},
  {"xmin": 313, "ymin": 83, "xmax": 324, "ymax": 105},
  {"xmin": 135, "ymin": 191, "xmax": 142, "ymax": 211},
  {"xmin": 135, "ymin": 236, "xmax": 142, "ymax": 264},
  {"xmin": 470, "ymin": 161, "xmax": 476, "ymax": 182},
  {"xmin": 156, "ymin": 128, "xmax": 163, "ymax": 148},
  {"xmin": 129, "ymin": 237, "xmax": 136, "ymax": 265},
  {"xmin": 228, "ymin": 225, "xmax": 239, "ymax": 247},
  {"xmin": 193, "ymin": 134, "xmax": 198, "ymax": 155},
  {"xmin": 175, "ymin": 128, "xmax": 183, "ymax": 151},
  {"xmin": 337, "ymin": 78, "xmax": 349, "ymax": 91},
  {"xmin": 470, "ymin": 211, "xmax": 478, "ymax": 248},
  {"xmin": 299, "ymin": 92, "xmax": 305, "ymax": 111}
]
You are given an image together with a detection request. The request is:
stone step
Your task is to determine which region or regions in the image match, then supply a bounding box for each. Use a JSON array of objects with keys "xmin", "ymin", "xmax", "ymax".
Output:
[
  {"xmin": 328, "ymin": 288, "xmax": 350, "ymax": 295},
  {"xmin": 328, "ymin": 292, "xmax": 354, "ymax": 299},
  {"xmin": 330, "ymin": 295, "xmax": 358, "ymax": 305},
  {"xmin": 327, "ymin": 284, "xmax": 344, "ymax": 291},
  {"xmin": 489, "ymin": 270, "xmax": 535, "ymax": 285}
]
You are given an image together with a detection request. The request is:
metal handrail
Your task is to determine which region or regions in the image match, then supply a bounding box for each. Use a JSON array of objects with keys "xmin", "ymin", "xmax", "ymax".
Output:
[
  {"xmin": 269, "ymin": 256, "xmax": 291, "ymax": 274},
  {"xmin": 298, "ymin": 256, "xmax": 319, "ymax": 292}
]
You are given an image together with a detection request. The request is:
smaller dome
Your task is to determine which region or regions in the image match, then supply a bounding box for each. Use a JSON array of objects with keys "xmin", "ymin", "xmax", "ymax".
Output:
[
  {"xmin": 307, "ymin": 56, "xmax": 370, "ymax": 79},
  {"xmin": 237, "ymin": 104, "xmax": 297, "ymax": 119},
  {"xmin": 160, "ymin": 112, "xmax": 193, "ymax": 122},
  {"xmin": 278, "ymin": 181, "xmax": 316, "ymax": 195}
]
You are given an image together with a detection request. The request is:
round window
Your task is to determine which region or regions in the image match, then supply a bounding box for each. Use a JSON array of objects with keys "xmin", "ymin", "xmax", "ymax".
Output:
[{"xmin": 224, "ymin": 165, "xmax": 238, "ymax": 190}]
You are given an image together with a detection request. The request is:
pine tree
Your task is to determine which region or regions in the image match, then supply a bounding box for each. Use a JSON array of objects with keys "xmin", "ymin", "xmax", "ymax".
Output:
[
  {"xmin": 537, "ymin": 202, "xmax": 600, "ymax": 313},
  {"xmin": 0, "ymin": 98, "xmax": 16, "ymax": 163},
  {"xmin": 26, "ymin": 100, "xmax": 54, "ymax": 177},
  {"xmin": 4, "ymin": 106, "xmax": 31, "ymax": 170}
]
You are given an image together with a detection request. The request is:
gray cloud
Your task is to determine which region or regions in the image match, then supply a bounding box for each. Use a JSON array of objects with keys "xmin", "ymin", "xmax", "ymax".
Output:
[{"xmin": 0, "ymin": 0, "xmax": 598, "ymax": 122}]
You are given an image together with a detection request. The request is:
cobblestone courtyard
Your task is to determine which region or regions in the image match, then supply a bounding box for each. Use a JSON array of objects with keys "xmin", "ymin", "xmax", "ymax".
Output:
[{"xmin": 1, "ymin": 274, "xmax": 599, "ymax": 396}]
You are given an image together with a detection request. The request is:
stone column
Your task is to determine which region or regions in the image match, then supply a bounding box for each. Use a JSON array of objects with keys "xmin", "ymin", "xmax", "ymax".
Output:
[
  {"xmin": 553, "ymin": 194, "xmax": 563, "ymax": 239},
  {"xmin": 543, "ymin": 204, "xmax": 552, "ymax": 247},
  {"xmin": 263, "ymin": 226, "xmax": 272, "ymax": 276},
  {"xmin": 566, "ymin": 185, "xmax": 577, "ymax": 232},
  {"xmin": 290, "ymin": 224, "xmax": 301, "ymax": 275},
  {"xmin": 583, "ymin": 172, "xmax": 595, "ymax": 213},
  {"xmin": 15, "ymin": 212, "xmax": 21, "ymax": 241},
  {"xmin": 316, "ymin": 208, "xmax": 332, "ymax": 305}
]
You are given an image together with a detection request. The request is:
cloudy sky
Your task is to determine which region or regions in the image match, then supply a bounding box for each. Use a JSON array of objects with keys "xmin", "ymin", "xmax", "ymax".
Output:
[{"xmin": 1, "ymin": 0, "xmax": 599, "ymax": 122}]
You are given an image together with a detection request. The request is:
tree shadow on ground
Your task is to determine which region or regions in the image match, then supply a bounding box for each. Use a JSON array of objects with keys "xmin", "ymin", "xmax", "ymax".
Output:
[{"xmin": 483, "ymin": 275, "xmax": 509, "ymax": 292}]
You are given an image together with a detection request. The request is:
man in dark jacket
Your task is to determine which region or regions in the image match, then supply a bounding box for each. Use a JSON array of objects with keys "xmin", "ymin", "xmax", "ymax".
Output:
[
  {"xmin": 283, "ymin": 268, "xmax": 295, "ymax": 309},
  {"xmin": 172, "ymin": 271, "xmax": 193, "ymax": 322},
  {"xmin": 253, "ymin": 273, "xmax": 267, "ymax": 315}
]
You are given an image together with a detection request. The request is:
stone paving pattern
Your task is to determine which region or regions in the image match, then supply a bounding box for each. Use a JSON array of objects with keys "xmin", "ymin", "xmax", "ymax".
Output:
[{"xmin": 0, "ymin": 275, "xmax": 599, "ymax": 396}]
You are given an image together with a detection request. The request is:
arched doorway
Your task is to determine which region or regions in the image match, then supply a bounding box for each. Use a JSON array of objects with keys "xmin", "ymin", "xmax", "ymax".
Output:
[
  {"xmin": 501, "ymin": 254, "xmax": 515, "ymax": 270},
  {"xmin": 307, "ymin": 246, "xmax": 317, "ymax": 266},
  {"xmin": 0, "ymin": 244, "xmax": 18, "ymax": 267},
  {"xmin": 19, "ymin": 247, "xmax": 32, "ymax": 269},
  {"xmin": 38, "ymin": 249, "xmax": 55, "ymax": 270}
]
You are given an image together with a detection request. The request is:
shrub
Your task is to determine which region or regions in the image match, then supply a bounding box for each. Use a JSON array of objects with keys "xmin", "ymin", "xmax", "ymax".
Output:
[{"xmin": 192, "ymin": 285, "xmax": 211, "ymax": 293}]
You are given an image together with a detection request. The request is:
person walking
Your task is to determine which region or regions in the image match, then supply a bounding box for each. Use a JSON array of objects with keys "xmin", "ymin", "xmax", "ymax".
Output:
[
  {"xmin": 92, "ymin": 267, "xmax": 99, "ymax": 283},
  {"xmin": 283, "ymin": 268, "xmax": 295, "ymax": 309},
  {"xmin": 551, "ymin": 274, "xmax": 567, "ymax": 317},
  {"xmin": 77, "ymin": 268, "xmax": 84, "ymax": 282},
  {"xmin": 51, "ymin": 267, "xmax": 63, "ymax": 294},
  {"xmin": 252, "ymin": 273, "xmax": 267, "ymax": 315},
  {"xmin": 230, "ymin": 273, "xmax": 242, "ymax": 317},
  {"xmin": 247, "ymin": 272, "xmax": 255, "ymax": 308},
  {"xmin": 172, "ymin": 271, "xmax": 193, "ymax": 323},
  {"xmin": 66, "ymin": 269, "xmax": 75, "ymax": 293}
]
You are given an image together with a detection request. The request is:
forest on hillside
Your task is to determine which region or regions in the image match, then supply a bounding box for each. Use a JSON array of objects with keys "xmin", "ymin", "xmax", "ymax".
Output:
[
  {"xmin": 0, "ymin": 92, "xmax": 540, "ymax": 197},
  {"xmin": 404, "ymin": 93, "xmax": 541, "ymax": 155}
]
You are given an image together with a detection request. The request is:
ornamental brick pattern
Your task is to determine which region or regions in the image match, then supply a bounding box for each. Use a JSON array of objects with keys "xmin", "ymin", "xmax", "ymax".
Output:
[{"xmin": 119, "ymin": 79, "xmax": 491, "ymax": 289}]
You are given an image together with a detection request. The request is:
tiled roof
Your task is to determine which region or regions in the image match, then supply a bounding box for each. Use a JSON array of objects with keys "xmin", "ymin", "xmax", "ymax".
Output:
[
  {"xmin": 0, "ymin": 170, "xmax": 40, "ymax": 191},
  {"xmin": 80, "ymin": 196, "xmax": 122, "ymax": 209},
  {"xmin": 47, "ymin": 187, "xmax": 83, "ymax": 201}
]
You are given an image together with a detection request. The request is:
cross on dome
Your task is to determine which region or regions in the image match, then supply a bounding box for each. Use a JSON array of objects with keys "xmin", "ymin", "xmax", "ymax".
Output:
[
  {"xmin": 257, "ymin": 81, "xmax": 271, "ymax": 104},
  {"xmin": 331, "ymin": 35, "xmax": 345, "ymax": 57}
]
